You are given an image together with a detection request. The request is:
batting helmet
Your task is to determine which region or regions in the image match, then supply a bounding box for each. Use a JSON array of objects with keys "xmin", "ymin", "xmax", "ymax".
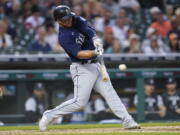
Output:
[{"xmin": 53, "ymin": 5, "xmax": 73, "ymax": 21}]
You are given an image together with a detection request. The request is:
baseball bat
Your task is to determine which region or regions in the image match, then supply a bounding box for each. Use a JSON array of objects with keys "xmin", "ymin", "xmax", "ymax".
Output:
[
  {"xmin": 99, "ymin": 54, "xmax": 108, "ymax": 81},
  {"xmin": 93, "ymin": 37, "xmax": 108, "ymax": 81}
]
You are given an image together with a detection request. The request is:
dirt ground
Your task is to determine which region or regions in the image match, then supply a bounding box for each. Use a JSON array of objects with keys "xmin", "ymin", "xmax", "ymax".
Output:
[{"xmin": 0, "ymin": 126, "xmax": 180, "ymax": 135}]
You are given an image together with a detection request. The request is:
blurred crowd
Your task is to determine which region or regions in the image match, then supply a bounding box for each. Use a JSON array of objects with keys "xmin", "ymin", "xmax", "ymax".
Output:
[{"xmin": 0, "ymin": 0, "xmax": 180, "ymax": 54}]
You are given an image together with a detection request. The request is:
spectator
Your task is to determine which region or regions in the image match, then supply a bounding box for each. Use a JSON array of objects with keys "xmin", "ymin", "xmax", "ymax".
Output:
[
  {"xmin": 0, "ymin": 20, "xmax": 13, "ymax": 50},
  {"xmin": 0, "ymin": 4, "xmax": 5, "ymax": 19},
  {"xmin": 147, "ymin": 8, "xmax": 172, "ymax": 38},
  {"xmin": 28, "ymin": 26, "xmax": 52, "ymax": 53},
  {"xmin": 72, "ymin": 4, "xmax": 86, "ymax": 17},
  {"xmin": 2, "ymin": 0, "xmax": 20, "ymax": 17},
  {"xmin": 168, "ymin": 33, "xmax": 180, "ymax": 53},
  {"xmin": 83, "ymin": 0, "xmax": 102, "ymax": 20},
  {"xmin": 21, "ymin": 0, "xmax": 34, "ymax": 20},
  {"xmin": 123, "ymin": 34, "xmax": 141, "ymax": 53},
  {"xmin": 118, "ymin": 0, "xmax": 140, "ymax": 12},
  {"xmin": 141, "ymin": 36, "xmax": 168, "ymax": 54},
  {"xmin": 134, "ymin": 78, "xmax": 166, "ymax": 120},
  {"xmin": 149, "ymin": 6, "xmax": 162, "ymax": 22},
  {"xmin": 3, "ymin": 17, "xmax": 17, "ymax": 41},
  {"xmin": 162, "ymin": 77, "xmax": 180, "ymax": 119},
  {"xmin": 45, "ymin": 23, "xmax": 64, "ymax": 53},
  {"xmin": 175, "ymin": 8, "xmax": 180, "ymax": 26},
  {"xmin": 127, "ymin": 27, "xmax": 136, "ymax": 39},
  {"xmin": 72, "ymin": 0, "xmax": 84, "ymax": 5},
  {"xmin": 93, "ymin": 7, "xmax": 114, "ymax": 33},
  {"xmin": 102, "ymin": 0, "xmax": 119, "ymax": 17},
  {"xmin": 165, "ymin": 5, "xmax": 174, "ymax": 20},
  {"xmin": 25, "ymin": 5, "xmax": 45, "ymax": 31},
  {"xmin": 117, "ymin": 8, "xmax": 131, "ymax": 21},
  {"xmin": 47, "ymin": 0, "xmax": 62, "ymax": 11},
  {"xmin": 30, "ymin": 0, "xmax": 47, "ymax": 7},
  {"xmin": 117, "ymin": 8, "xmax": 131, "ymax": 26},
  {"xmin": 25, "ymin": 82, "xmax": 47, "ymax": 123},
  {"xmin": 112, "ymin": 16, "xmax": 129, "ymax": 49},
  {"xmin": 118, "ymin": 8, "xmax": 127, "ymax": 18},
  {"xmin": 167, "ymin": 18, "xmax": 180, "ymax": 40},
  {"xmin": 172, "ymin": 8, "xmax": 180, "ymax": 35},
  {"xmin": 103, "ymin": 26, "xmax": 121, "ymax": 53}
]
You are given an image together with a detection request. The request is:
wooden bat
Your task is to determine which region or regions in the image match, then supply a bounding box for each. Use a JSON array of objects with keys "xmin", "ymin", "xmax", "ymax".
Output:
[
  {"xmin": 93, "ymin": 37, "xmax": 108, "ymax": 81},
  {"xmin": 99, "ymin": 53, "xmax": 108, "ymax": 81}
]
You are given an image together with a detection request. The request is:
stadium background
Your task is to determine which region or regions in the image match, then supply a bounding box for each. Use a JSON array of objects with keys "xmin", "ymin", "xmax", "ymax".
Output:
[{"xmin": 0, "ymin": 0, "xmax": 180, "ymax": 125}]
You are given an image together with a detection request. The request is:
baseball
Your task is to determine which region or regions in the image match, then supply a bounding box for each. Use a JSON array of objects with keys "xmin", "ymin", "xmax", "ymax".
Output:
[{"xmin": 119, "ymin": 64, "xmax": 127, "ymax": 71}]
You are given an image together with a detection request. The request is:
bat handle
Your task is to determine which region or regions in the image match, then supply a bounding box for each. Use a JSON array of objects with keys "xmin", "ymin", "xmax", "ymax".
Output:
[{"xmin": 99, "ymin": 51, "xmax": 103, "ymax": 55}]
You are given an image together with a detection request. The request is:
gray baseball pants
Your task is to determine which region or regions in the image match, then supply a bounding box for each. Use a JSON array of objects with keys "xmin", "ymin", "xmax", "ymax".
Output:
[{"xmin": 44, "ymin": 62, "xmax": 132, "ymax": 121}]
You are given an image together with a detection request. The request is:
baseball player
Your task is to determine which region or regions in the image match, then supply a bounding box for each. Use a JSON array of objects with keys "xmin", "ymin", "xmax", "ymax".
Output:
[
  {"xmin": 39, "ymin": 5, "xmax": 140, "ymax": 131},
  {"xmin": 25, "ymin": 83, "xmax": 47, "ymax": 123},
  {"xmin": 134, "ymin": 78, "xmax": 166, "ymax": 120},
  {"xmin": 162, "ymin": 77, "xmax": 180, "ymax": 119}
]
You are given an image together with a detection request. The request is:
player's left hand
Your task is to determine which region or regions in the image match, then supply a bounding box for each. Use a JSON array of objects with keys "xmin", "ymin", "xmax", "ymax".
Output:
[
  {"xmin": 94, "ymin": 47, "xmax": 104, "ymax": 56},
  {"xmin": 93, "ymin": 36, "xmax": 103, "ymax": 48}
]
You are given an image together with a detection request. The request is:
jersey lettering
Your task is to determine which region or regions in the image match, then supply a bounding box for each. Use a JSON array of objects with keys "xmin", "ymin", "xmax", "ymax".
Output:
[
  {"xmin": 168, "ymin": 96, "xmax": 180, "ymax": 106},
  {"xmin": 146, "ymin": 98, "xmax": 156, "ymax": 108},
  {"xmin": 76, "ymin": 33, "xmax": 85, "ymax": 46}
]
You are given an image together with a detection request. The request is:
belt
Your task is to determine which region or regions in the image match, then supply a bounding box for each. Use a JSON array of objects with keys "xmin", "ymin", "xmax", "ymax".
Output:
[{"xmin": 80, "ymin": 59, "xmax": 98, "ymax": 64}]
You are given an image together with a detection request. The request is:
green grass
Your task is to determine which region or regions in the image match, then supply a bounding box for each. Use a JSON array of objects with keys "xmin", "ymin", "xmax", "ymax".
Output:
[
  {"xmin": 0, "ymin": 123, "xmax": 118, "ymax": 131},
  {"xmin": 0, "ymin": 122, "xmax": 179, "ymax": 135},
  {"xmin": 0, "ymin": 122, "xmax": 179, "ymax": 131},
  {"xmin": 17, "ymin": 132, "xmax": 179, "ymax": 135}
]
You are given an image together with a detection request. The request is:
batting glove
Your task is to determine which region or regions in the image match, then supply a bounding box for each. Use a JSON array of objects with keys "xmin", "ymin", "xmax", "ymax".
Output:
[
  {"xmin": 94, "ymin": 47, "xmax": 104, "ymax": 56},
  {"xmin": 93, "ymin": 36, "xmax": 103, "ymax": 48}
]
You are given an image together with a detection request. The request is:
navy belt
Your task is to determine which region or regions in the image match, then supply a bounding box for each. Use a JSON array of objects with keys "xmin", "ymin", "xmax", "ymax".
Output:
[{"xmin": 80, "ymin": 59, "xmax": 98, "ymax": 64}]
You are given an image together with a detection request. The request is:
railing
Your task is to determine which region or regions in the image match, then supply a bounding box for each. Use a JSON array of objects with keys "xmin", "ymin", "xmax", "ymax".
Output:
[{"xmin": 0, "ymin": 53, "xmax": 180, "ymax": 62}]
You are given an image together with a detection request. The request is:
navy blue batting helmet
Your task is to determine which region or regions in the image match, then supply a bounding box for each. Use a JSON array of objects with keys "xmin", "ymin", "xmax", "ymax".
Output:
[{"xmin": 53, "ymin": 5, "xmax": 73, "ymax": 21}]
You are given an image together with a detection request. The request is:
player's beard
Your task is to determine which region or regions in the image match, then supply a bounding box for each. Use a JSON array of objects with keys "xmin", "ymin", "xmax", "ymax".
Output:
[
  {"xmin": 59, "ymin": 18, "xmax": 72, "ymax": 28},
  {"xmin": 66, "ymin": 20, "xmax": 72, "ymax": 27}
]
